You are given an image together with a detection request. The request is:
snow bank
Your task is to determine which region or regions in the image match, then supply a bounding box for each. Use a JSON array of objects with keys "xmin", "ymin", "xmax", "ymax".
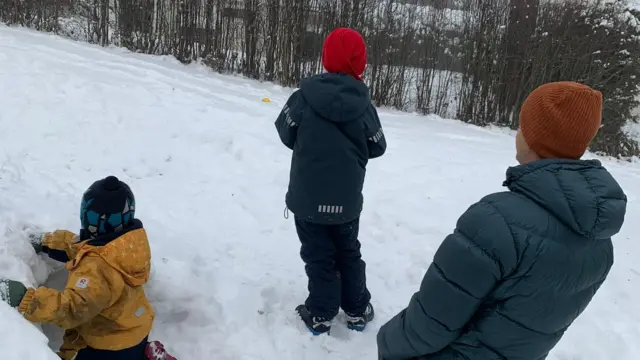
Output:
[
  {"xmin": 0, "ymin": 212, "xmax": 59, "ymax": 359},
  {"xmin": 1, "ymin": 24, "xmax": 640, "ymax": 360},
  {"xmin": 0, "ymin": 303, "xmax": 58, "ymax": 359}
]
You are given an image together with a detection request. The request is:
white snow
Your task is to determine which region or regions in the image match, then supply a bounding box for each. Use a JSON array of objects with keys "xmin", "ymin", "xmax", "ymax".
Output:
[{"xmin": 1, "ymin": 24, "xmax": 640, "ymax": 360}]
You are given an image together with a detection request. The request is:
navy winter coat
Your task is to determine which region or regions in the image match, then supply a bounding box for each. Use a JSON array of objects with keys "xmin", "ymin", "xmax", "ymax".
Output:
[
  {"xmin": 275, "ymin": 73, "xmax": 386, "ymax": 224},
  {"xmin": 377, "ymin": 159, "xmax": 627, "ymax": 360}
]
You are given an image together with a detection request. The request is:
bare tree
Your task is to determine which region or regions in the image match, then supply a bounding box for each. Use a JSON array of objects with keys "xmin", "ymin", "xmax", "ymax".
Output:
[{"xmin": 2, "ymin": 0, "xmax": 639, "ymax": 157}]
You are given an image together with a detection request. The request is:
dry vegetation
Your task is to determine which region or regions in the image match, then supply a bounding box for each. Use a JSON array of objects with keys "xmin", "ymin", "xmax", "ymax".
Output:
[{"xmin": 1, "ymin": 0, "xmax": 639, "ymax": 157}]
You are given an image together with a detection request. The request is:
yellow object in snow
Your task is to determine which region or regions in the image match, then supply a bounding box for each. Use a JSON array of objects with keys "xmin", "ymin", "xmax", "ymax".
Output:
[{"xmin": 261, "ymin": 97, "xmax": 271, "ymax": 103}]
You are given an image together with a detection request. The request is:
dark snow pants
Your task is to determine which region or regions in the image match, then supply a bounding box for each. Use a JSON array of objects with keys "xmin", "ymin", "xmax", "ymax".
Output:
[
  {"xmin": 74, "ymin": 337, "xmax": 148, "ymax": 360},
  {"xmin": 295, "ymin": 216, "xmax": 371, "ymax": 319}
]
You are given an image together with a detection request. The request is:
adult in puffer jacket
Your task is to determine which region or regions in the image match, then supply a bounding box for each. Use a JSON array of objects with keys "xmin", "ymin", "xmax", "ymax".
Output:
[{"xmin": 377, "ymin": 82, "xmax": 627, "ymax": 360}]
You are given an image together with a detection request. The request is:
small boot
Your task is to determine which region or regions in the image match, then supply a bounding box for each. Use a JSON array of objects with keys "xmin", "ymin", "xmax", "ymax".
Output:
[
  {"xmin": 345, "ymin": 302, "xmax": 375, "ymax": 331},
  {"xmin": 145, "ymin": 341, "xmax": 177, "ymax": 360},
  {"xmin": 296, "ymin": 305, "xmax": 332, "ymax": 335}
]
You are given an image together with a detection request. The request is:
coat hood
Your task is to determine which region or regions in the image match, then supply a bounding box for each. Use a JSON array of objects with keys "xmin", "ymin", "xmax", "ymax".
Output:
[
  {"xmin": 504, "ymin": 159, "xmax": 627, "ymax": 240},
  {"xmin": 300, "ymin": 73, "xmax": 371, "ymax": 123},
  {"xmin": 70, "ymin": 224, "xmax": 151, "ymax": 287}
]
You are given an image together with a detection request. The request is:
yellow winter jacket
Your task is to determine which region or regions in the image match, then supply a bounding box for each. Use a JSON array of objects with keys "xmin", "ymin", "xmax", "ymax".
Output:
[{"xmin": 18, "ymin": 224, "xmax": 154, "ymax": 354}]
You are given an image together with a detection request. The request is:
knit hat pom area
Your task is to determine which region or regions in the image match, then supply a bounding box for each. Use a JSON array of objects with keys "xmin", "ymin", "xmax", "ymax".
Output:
[
  {"xmin": 80, "ymin": 176, "xmax": 136, "ymax": 238},
  {"xmin": 322, "ymin": 27, "xmax": 367, "ymax": 81},
  {"xmin": 519, "ymin": 81, "xmax": 603, "ymax": 159}
]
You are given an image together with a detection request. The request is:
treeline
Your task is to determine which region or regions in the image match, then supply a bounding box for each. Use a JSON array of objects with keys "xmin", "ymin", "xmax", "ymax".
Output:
[{"xmin": 1, "ymin": 0, "xmax": 639, "ymax": 157}]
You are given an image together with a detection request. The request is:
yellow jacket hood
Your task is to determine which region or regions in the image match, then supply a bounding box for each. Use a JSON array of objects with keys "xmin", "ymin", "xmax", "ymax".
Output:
[{"xmin": 69, "ymin": 225, "xmax": 151, "ymax": 287}]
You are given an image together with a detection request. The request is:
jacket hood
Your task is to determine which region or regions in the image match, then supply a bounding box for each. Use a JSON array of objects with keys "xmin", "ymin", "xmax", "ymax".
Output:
[
  {"xmin": 70, "ymin": 224, "xmax": 151, "ymax": 287},
  {"xmin": 504, "ymin": 159, "xmax": 627, "ymax": 240},
  {"xmin": 300, "ymin": 73, "xmax": 371, "ymax": 123}
]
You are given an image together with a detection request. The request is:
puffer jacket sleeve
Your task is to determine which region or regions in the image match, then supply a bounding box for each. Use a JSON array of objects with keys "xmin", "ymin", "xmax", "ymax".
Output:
[
  {"xmin": 275, "ymin": 90, "xmax": 304, "ymax": 150},
  {"xmin": 377, "ymin": 199, "xmax": 517, "ymax": 360},
  {"xmin": 19, "ymin": 255, "xmax": 124, "ymax": 329}
]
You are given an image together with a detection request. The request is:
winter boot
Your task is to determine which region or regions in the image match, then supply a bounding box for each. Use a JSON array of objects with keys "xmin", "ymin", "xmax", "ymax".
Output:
[
  {"xmin": 345, "ymin": 302, "xmax": 375, "ymax": 331},
  {"xmin": 296, "ymin": 305, "xmax": 332, "ymax": 335},
  {"xmin": 145, "ymin": 341, "xmax": 177, "ymax": 360}
]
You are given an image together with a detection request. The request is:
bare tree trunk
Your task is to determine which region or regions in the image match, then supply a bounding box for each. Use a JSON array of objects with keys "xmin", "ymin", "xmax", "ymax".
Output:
[{"xmin": 4, "ymin": 0, "xmax": 639, "ymax": 158}]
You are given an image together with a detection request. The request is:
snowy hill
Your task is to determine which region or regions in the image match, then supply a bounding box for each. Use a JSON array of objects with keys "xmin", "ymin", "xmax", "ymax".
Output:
[{"xmin": 1, "ymin": 25, "xmax": 640, "ymax": 360}]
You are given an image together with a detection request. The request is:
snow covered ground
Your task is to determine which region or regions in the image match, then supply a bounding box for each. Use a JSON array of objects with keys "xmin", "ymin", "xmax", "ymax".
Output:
[{"xmin": 1, "ymin": 25, "xmax": 640, "ymax": 360}]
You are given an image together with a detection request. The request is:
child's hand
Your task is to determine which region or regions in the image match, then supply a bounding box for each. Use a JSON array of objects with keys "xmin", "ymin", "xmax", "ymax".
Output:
[
  {"xmin": 0, "ymin": 279, "xmax": 27, "ymax": 308},
  {"xmin": 28, "ymin": 232, "xmax": 45, "ymax": 254},
  {"xmin": 20, "ymin": 223, "xmax": 45, "ymax": 254}
]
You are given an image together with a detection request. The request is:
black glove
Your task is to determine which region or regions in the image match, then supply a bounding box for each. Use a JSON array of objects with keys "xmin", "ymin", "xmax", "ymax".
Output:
[{"xmin": 28, "ymin": 232, "xmax": 45, "ymax": 254}]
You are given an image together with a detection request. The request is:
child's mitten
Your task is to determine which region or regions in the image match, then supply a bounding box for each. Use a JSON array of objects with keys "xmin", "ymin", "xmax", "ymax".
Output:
[
  {"xmin": 0, "ymin": 280, "xmax": 27, "ymax": 307},
  {"xmin": 28, "ymin": 232, "xmax": 45, "ymax": 254}
]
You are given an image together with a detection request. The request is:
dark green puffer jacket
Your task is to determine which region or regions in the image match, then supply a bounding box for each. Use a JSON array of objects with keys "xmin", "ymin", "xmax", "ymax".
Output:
[
  {"xmin": 275, "ymin": 73, "xmax": 386, "ymax": 224},
  {"xmin": 377, "ymin": 159, "xmax": 627, "ymax": 360}
]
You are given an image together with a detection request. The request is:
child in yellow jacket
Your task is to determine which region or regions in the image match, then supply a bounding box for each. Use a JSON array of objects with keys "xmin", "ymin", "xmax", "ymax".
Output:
[{"xmin": 0, "ymin": 176, "xmax": 175, "ymax": 360}]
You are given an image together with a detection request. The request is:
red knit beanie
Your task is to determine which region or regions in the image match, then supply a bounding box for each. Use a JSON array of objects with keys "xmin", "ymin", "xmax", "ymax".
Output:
[
  {"xmin": 520, "ymin": 81, "xmax": 603, "ymax": 159},
  {"xmin": 322, "ymin": 28, "xmax": 367, "ymax": 81}
]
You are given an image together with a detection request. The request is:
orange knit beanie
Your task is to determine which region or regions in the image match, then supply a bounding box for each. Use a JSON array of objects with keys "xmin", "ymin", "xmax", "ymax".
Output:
[{"xmin": 520, "ymin": 81, "xmax": 603, "ymax": 159}]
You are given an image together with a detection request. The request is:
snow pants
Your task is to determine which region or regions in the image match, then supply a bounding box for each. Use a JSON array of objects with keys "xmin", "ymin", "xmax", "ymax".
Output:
[
  {"xmin": 295, "ymin": 216, "xmax": 371, "ymax": 319},
  {"xmin": 74, "ymin": 337, "xmax": 148, "ymax": 360}
]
